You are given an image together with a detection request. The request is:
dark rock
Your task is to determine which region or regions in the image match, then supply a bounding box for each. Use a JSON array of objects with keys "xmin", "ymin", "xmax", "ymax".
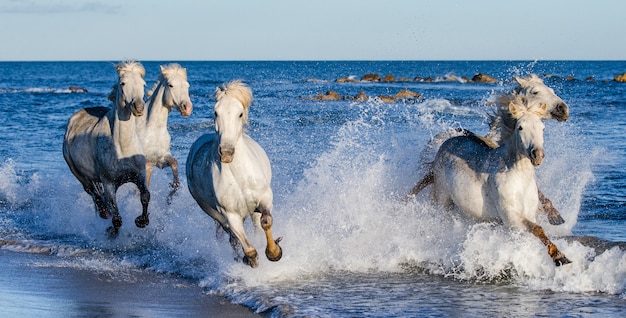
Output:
[
  {"xmin": 381, "ymin": 74, "xmax": 396, "ymax": 82},
  {"xmin": 361, "ymin": 73, "xmax": 381, "ymax": 82},
  {"xmin": 471, "ymin": 73, "xmax": 498, "ymax": 83},
  {"xmin": 69, "ymin": 86, "xmax": 88, "ymax": 93}
]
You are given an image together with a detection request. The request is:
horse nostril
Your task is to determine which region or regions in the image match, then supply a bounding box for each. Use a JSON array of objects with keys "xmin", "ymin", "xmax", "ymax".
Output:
[{"xmin": 554, "ymin": 102, "xmax": 569, "ymax": 121}]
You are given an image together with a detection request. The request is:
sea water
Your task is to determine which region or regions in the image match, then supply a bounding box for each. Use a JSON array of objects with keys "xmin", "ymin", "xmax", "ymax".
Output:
[{"xmin": 0, "ymin": 61, "xmax": 625, "ymax": 316}]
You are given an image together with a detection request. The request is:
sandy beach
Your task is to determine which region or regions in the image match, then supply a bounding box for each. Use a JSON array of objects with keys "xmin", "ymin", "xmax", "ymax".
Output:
[{"xmin": 0, "ymin": 249, "xmax": 261, "ymax": 317}]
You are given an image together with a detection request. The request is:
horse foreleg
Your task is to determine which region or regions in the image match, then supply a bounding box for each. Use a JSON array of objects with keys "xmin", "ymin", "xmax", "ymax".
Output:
[
  {"xmin": 538, "ymin": 189, "xmax": 565, "ymax": 225},
  {"xmin": 134, "ymin": 177, "xmax": 151, "ymax": 228},
  {"xmin": 226, "ymin": 214, "xmax": 259, "ymax": 268},
  {"xmin": 523, "ymin": 219, "xmax": 571, "ymax": 266},
  {"xmin": 259, "ymin": 209, "xmax": 283, "ymax": 262},
  {"xmin": 405, "ymin": 170, "xmax": 434, "ymax": 201}
]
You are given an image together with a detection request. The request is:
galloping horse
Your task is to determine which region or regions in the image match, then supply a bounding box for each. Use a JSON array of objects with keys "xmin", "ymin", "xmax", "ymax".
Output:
[
  {"xmin": 408, "ymin": 74, "xmax": 569, "ymax": 225},
  {"xmin": 136, "ymin": 63, "xmax": 192, "ymax": 197},
  {"xmin": 430, "ymin": 101, "xmax": 571, "ymax": 266},
  {"xmin": 186, "ymin": 80, "xmax": 282, "ymax": 268},
  {"xmin": 63, "ymin": 61, "xmax": 150, "ymax": 236}
]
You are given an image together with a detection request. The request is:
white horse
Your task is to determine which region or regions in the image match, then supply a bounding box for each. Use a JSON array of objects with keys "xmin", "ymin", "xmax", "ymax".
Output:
[
  {"xmin": 431, "ymin": 101, "xmax": 571, "ymax": 266},
  {"xmin": 186, "ymin": 80, "xmax": 282, "ymax": 268},
  {"xmin": 408, "ymin": 74, "xmax": 569, "ymax": 225},
  {"xmin": 63, "ymin": 61, "xmax": 150, "ymax": 236},
  {"xmin": 136, "ymin": 63, "xmax": 192, "ymax": 198}
]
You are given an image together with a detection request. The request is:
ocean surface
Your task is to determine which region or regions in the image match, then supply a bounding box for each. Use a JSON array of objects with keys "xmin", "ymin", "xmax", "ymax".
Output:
[{"xmin": 0, "ymin": 61, "xmax": 625, "ymax": 317}]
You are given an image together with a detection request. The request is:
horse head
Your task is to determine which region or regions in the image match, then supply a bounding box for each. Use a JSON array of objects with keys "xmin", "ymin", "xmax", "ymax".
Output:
[
  {"xmin": 114, "ymin": 61, "xmax": 146, "ymax": 117},
  {"xmin": 509, "ymin": 102, "xmax": 547, "ymax": 166},
  {"xmin": 159, "ymin": 63, "xmax": 193, "ymax": 117},
  {"xmin": 514, "ymin": 74, "xmax": 569, "ymax": 122},
  {"xmin": 213, "ymin": 80, "xmax": 252, "ymax": 163}
]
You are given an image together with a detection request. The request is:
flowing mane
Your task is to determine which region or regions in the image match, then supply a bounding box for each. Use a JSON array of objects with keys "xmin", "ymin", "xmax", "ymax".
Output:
[
  {"xmin": 116, "ymin": 60, "xmax": 146, "ymax": 77},
  {"xmin": 488, "ymin": 74, "xmax": 555, "ymax": 142},
  {"xmin": 146, "ymin": 63, "xmax": 188, "ymax": 98},
  {"xmin": 215, "ymin": 80, "xmax": 253, "ymax": 124}
]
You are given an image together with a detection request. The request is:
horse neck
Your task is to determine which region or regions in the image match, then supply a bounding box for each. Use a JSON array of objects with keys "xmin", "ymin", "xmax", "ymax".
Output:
[
  {"xmin": 144, "ymin": 81, "xmax": 171, "ymax": 128},
  {"xmin": 497, "ymin": 136, "xmax": 534, "ymax": 172},
  {"xmin": 111, "ymin": 102, "xmax": 142, "ymax": 157}
]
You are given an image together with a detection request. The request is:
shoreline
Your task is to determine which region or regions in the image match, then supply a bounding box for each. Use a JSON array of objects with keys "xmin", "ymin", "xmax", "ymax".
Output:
[{"xmin": 0, "ymin": 248, "xmax": 261, "ymax": 317}]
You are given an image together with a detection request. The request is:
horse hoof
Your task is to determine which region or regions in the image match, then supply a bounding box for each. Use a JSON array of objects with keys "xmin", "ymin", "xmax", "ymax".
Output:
[
  {"xmin": 548, "ymin": 214, "xmax": 565, "ymax": 225},
  {"xmin": 243, "ymin": 255, "xmax": 259, "ymax": 268},
  {"xmin": 106, "ymin": 226, "xmax": 119, "ymax": 238},
  {"xmin": 266, "ymin": 238, "xmax": 283, "ymax": 262},
  {"xmin": 554, "ymin": 256, "xmax": 572, "ymax": 266},
  {"xmin": 112, "ymin": 216, "xmax": 122, "ymax": 229},
  {"xmin": 135, "ymin": 215, "xmax": 149, "ymax": 228}
]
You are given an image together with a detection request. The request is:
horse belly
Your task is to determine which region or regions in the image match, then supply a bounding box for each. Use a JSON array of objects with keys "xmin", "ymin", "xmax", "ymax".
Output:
[
  {"xmin": 446, "ymin": 169, "xmax": 494, "ymax": 220},
  {"xmin": 434, "ymin": 138, "xmax": 496, "ymax": 221}
]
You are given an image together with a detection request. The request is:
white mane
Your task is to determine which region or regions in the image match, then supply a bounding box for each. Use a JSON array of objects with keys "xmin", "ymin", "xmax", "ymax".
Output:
[{"xmin": 215, "ymin": 80, "xmax": 253, "ymax": 124}]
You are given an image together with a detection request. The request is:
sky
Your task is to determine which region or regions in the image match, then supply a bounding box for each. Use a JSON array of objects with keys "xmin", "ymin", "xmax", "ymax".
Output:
[{"xmin": 0, "ymin": 0, "xmax": 624, "ymax": 61}]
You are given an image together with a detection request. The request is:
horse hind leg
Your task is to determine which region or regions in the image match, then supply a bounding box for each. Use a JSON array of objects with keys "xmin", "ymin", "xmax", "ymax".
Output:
[
  {"xmin": 405, "ymin": 170, "xmax": 434, "ymax": 201},
  {"xmin": 102, "ymin": 183, "xmax": 122, "ymax": 237},
  {"xmin": 81, "ymin": 181, "xmax": 110, "ymax": 219},
  {"xmin": 259, "ymin": 208, "xmax": 283, "ymax": 262},
  {"xmin": 166, "ymin": 156, "xmax": 180, "ymax": 204},
  {"xmin": 523, "ymin": 219, "xmax": 571, "ymax": 266}
]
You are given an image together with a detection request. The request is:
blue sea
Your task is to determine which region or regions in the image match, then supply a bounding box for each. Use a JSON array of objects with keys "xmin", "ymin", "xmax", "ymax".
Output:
[{"xmin": 0, "ymin": 61, "xmax": 625, "ymax": 317}]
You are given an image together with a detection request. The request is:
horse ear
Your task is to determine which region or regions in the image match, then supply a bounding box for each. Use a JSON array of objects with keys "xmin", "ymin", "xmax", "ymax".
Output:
[
  {"xmin": 514, "ymin": 76, "xmax": 528, "ymax": 87},
  {"xmin": 509, "ymin": 101, "xmax": 522, "ymax": 119},
  {"xmin": 160, "ymin": 65, "xmax": 165, "ymax": 72}
]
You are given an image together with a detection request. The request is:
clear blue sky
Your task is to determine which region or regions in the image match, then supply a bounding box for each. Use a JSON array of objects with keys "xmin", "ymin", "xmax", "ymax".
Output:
[{"xmin": 0, "ymin": 0, "xmax": 624, "ymax": 61}]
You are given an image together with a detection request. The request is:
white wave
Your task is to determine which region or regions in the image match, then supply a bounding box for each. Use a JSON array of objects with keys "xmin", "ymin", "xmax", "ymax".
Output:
[{"xmin": 0, "ymin": 159, "xmax": 42, "ymax": 207}]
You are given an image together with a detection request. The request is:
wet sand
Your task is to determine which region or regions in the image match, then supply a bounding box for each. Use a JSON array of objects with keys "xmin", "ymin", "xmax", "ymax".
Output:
[{"xmin": 0, "ymin": 249, "xmax": 261, "ymax": 317}]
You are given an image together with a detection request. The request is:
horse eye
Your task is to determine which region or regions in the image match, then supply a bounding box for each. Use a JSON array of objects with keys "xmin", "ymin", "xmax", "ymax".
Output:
[
  {"xmin": 168, "ymin": 84, "xmax": 174, "ymax": 88},
  {"xmin": 239, "ymin": 113, "xmax": 243, "ymax": 118},
  {"xmin": 518, "ymin": 126, "xmax": 523, "ymax": 131},
  {"xmin": 214, "ymin": 111, "xmax": 218, "ymax": 117},
  {"xmin": 120, "ymin": 82, "xmax": 126, "ymax": 86}
]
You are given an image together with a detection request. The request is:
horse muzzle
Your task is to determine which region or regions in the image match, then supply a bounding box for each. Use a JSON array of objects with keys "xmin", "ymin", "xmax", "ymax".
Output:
[
  {"xmin": 218, "ymin": 145, "xmax": 234, "ymax": 163},
  {"xmin": 530, "ymin": 148, "xmax": 544, "ymax": 166},
  {"xmin": 552, "ymin": 101, "xmax": 569, "ymax": 122},
  {"xmin": 131, "ymin": 99, "xmax": 146, "ymax": 117},
  {"xmin": 179, "ymin": 101, "xmax": 193, "ymax": 117}
]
